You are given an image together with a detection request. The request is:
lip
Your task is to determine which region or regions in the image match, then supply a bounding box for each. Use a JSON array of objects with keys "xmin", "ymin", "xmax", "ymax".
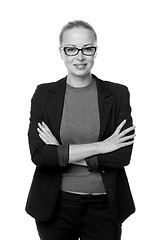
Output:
[
  {"xmin": 73, "ymin": 63, "xmax": 87, "ymax": 70},
  {"xmin": 74, "ymin": 63, "xmax": 87, "ymax": 66}
]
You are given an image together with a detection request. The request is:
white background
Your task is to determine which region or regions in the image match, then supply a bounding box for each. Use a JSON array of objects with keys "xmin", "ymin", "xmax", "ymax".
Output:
[{"xmin": 0, "ymin": 0, "xmax": 160, "ymax": 239}]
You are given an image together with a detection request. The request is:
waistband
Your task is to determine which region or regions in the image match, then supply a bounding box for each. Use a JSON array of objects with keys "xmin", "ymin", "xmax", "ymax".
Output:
[{"xmin": 59, "ymin": 190, "xmax": 108, "ymax": 203}]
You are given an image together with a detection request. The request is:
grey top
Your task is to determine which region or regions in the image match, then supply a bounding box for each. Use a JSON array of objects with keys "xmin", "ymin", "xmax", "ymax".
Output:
[{"xmin": 59, "ymin": 79, "xmax": 105, "ymax": 194}]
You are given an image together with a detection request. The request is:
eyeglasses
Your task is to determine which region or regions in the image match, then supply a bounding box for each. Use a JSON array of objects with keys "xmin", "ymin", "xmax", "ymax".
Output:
[{"xmin": 61, "ymin": 46, "xmax": 97, "ymax": 56}]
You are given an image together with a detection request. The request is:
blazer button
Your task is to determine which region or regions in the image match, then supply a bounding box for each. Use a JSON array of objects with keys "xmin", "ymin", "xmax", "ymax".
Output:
[
  {"xmin": 102, "ymin": 170, "xmax": 106, "ymax": 174},
  {"xmin": 108, "ymin": 189, "xmax": 114, "ymax": 195}
]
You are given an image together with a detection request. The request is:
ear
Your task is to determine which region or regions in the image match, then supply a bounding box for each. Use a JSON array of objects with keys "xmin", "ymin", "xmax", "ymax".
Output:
[
  {"xmin": 94, "ymin": 46, "xmax": 98, "ymax": 58},
  {"xmin": 59, "ymin": 47, "xmax": 64, "ymax": 59}
]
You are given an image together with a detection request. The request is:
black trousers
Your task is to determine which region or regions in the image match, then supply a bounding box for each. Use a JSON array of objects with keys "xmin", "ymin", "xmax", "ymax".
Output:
[{"xmin": 36, "ymin": 191, "xmax": 122, "ymax": 240}]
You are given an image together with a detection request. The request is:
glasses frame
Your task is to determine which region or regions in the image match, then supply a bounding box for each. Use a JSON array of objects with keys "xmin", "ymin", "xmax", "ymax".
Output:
[{"xmin": 61, "ymin": 46, "xmax": 97, "ymax": 56}]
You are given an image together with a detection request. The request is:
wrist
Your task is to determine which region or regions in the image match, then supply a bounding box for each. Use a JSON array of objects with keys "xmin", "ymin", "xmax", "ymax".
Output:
[{"xmin": 94, "ymin": 141, "xmax": 102, "ymax": 155}]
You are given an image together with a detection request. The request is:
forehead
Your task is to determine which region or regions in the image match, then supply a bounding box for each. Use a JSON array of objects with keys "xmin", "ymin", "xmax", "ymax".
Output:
[{"xmin": 62, "ymin": 28, "xmax": 96, "ymax": 47}]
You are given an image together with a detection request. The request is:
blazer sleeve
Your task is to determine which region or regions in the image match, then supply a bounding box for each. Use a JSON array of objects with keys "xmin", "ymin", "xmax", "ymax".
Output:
[
  {"xmin": 28, "ymin": 85, "xmax": 69, "ymax": 167},
  {"xmin": 98, "ymin": 86, "xmax": 134, "ymax": 169}
]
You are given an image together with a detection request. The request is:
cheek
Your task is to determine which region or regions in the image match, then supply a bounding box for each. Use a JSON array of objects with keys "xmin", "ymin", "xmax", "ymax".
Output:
[
  {"xmin": 64, "ymin": 57, "xmax": 74, "ymax": 66},
  {"xmin": 88, "ymin": 57, "xmax": 95, "ymax": 66}
]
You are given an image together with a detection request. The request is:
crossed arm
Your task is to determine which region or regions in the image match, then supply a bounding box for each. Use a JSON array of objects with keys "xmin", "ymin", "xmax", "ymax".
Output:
[
  {"xmin": 37, "ymin": 120, "xmax": 135, "ymax": 166},
  {"xmin": 28, "ymin": 84, "xmax": 135, "ymax": 169}
]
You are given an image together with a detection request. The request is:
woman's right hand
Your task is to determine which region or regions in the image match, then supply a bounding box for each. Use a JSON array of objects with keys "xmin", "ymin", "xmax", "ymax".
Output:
[{"xmin": 98, "ymin": 119, "xmax": 136, "ymax": 154}]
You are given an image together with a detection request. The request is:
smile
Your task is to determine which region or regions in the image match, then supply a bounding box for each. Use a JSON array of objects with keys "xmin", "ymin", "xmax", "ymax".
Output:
[{"xmin": 73, "ymin": 64, "xmax": 87, "ymax": 69}]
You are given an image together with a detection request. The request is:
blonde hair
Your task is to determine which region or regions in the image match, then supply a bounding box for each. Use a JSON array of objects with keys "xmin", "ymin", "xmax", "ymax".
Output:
[{"xmin": 59, "ymin": 20, "xmax": 97, "ymax": 46}]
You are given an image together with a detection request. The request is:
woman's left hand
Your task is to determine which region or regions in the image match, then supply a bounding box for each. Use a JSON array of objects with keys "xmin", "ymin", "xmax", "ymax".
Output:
[{"xmin": 37, "ymin": 122, "xmax": 60, "ymax": 145}]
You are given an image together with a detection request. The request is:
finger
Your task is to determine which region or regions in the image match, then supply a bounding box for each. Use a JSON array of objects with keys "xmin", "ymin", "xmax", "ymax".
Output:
[
  {"xmin": 119, "ymin": 133, "xmax": 136, "ymax": 143},
  {"xmin": 39, "ymin": 133, "xmax": 49, "ymax": 144},
  {"xmin": 37, "ymin": 123, "xmax": 60, "ymax": 145},
  {"xmin": 115, "ymin": 119, "xmax": 126, "ymax": 134},
  {"xmin": 37, "ymin": 128, "xmax": 51, "ymax": 142},
  {"xmin": 37, "ymin": 127, "xmax": 46, "ymax": 135},
  {"xmin": 39, "ymin": 133, "xmax": 47, "ymax": 144},
  {"xmin": 40, "ymin": 122, "xmax": 60, "ymax": 145},
  {"xmin": 38, "ymin": 122, "xmax": 52, "ymax": 137},
  {"xmin": 120, "ymin": 140, "xmax": 134, "ymax": 147},
  {"xmin": 38, "ymin": 122, "xmax": 47, "ymax": 132},
  {"xmin": 39, "ymin": 132, "xmax": 59, "ymax": 145},
  {"xmin": 42, "ymin": 122, "xmax": 52, "ymax": 134},
  {"xmin": 37, "ymin": 127, "xmax": 59, "ymax": 145},
  {"xmin": 37, "ymin": 128, "xmax": 53, "ymax": 143},
  {"xmin": 119, "ymin": 125, "xmax": 136, "ymax": 138}
]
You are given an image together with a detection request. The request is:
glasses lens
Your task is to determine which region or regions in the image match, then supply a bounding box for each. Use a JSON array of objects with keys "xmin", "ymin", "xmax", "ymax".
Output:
[
  {"xmin": 83, "ymin": 47, "xmax": 96, "ymax": 55},
  {"xmin": 64, "ymin": 47, "xmax": 78, "ymax": 56}
]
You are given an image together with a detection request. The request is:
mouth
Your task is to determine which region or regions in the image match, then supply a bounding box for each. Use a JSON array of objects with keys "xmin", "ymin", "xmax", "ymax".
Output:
[{"xmin": 73, "ymin": 63, "xmax": 87, "ymax": 70}]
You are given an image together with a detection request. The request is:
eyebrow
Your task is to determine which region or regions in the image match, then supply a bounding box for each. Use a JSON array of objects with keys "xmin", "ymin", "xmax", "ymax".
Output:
[{"xmin": 66, "ymin": 43, "xmax": 94, "ymax": 47}]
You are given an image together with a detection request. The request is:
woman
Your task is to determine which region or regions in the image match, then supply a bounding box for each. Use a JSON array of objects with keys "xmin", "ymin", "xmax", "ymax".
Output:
[{"xmin": 26, "ymin": 20, "xmax": 136, "ymax": 240}]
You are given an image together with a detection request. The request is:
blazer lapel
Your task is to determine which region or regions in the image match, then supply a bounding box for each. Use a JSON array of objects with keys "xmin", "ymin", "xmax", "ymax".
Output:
[
  {"xmin": 46, "ymin": 76, "xmax": 67, "ymax": 144},
  {"xmin": 93, "ymin": 74, "xmax": 113, "ymax": 141}
]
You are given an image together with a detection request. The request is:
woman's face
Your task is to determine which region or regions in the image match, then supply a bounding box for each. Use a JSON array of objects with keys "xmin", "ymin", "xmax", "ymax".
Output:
[{"xmin": 59, "ymin": 28, "xmax": 97, "ymax": 78}]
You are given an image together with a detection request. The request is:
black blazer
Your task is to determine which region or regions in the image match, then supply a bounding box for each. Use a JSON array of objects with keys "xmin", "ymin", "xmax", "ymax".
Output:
[{"xmin": 25, "ymin": 74, "xmax": 135, "ymax": 224}]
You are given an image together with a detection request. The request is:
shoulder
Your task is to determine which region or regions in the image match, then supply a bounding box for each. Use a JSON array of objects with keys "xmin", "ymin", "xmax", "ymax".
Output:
[
  {"xmin": 93, "ymin": 74, "xmax": 130, "ymax": 97},
  {"xmin": 34, "ymin": 76, "xmax": 66, "ymax": 94},
  {"xmin": 94, "ymin": 76, "xmax": 131, "ymax": 110},
  {"xmin": 103, "ymin": 79, "xmax": 129, "ymax": 94},
  {"xmin": 106, "ymin": 81, "xmax": 130, "ymax": 100}
]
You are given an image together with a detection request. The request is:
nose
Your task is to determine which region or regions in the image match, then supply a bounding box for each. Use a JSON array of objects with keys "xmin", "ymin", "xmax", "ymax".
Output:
[{"xmin": 76, "ymin": 50, "xmax": 85, "ymax": 61}]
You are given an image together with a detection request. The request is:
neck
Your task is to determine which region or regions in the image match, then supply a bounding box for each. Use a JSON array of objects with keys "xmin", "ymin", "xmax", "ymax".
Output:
[{"xmin": 67, "ymin": 73, "xmax": 93, "ymax": 88}]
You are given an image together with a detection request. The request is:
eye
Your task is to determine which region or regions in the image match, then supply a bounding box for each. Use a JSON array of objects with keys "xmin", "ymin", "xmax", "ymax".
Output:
[
  {"xmin": 64, "ymin": 47, "xmax": 78, "ymax": 56},
  {"xmin": 86, "ymin": 47, "xmax": 94, "ymax": 51},
  {"xmin": 66, "ymin": 47, "xmax": 77, "ymax": 52},
  {"xmin": 83, "ymin": 47, "xmax": 96, "ymax": 55}
]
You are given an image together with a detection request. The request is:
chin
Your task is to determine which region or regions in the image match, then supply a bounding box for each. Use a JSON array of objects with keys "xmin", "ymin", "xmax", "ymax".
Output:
[
  {"xmin": 70, "ymin": 68, "xmax": 92, "ymax": 77},
  {"xmin": 73, "ymin": 71, "xmax": 90, "ymax": 78}
]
